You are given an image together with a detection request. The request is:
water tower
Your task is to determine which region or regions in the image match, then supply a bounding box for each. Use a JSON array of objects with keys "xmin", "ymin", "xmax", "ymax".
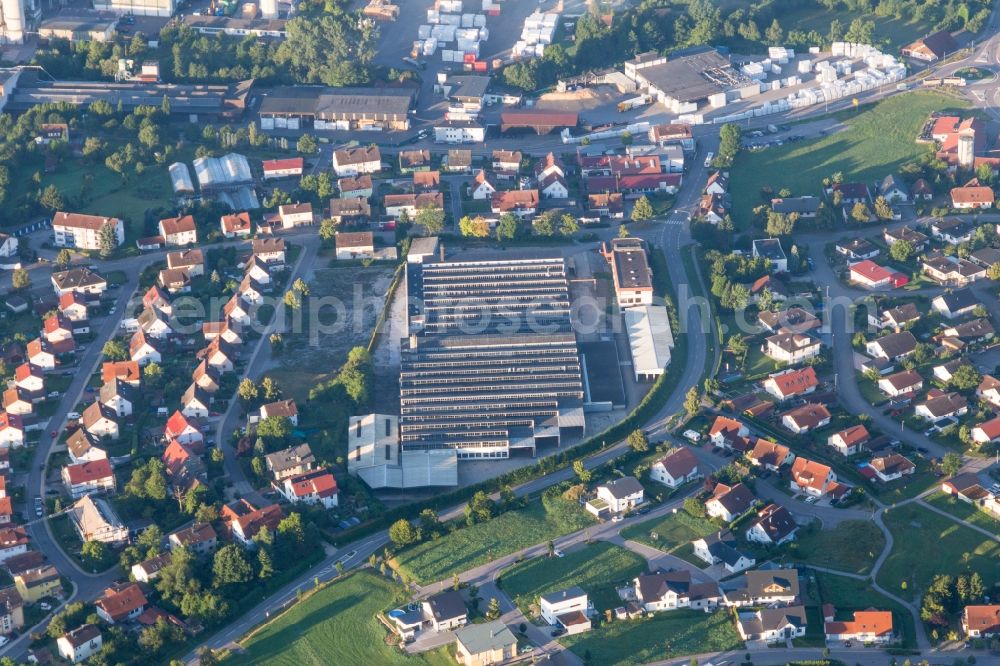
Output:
[
  {"xmin": 958, "ymin": 133, "xmax": 975, "ymax": 169},
  {"xmin": 0, "ymin": 0, "xmax": 26, "ymax": 44}
]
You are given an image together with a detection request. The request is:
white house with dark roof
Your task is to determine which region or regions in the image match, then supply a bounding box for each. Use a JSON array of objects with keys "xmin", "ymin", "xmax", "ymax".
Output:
[{"xmin": 593, "ymin": 476, "xmax": 644, "ymax": 514}]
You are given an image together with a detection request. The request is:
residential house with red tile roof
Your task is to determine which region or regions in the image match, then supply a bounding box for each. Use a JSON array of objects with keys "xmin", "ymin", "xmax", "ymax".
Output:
[
  {"xmin": 781, "ymin": 404, "xmax": 831, "ymax": 434},
  {"xmin": 747, "ymin": 439, "xmax": 794, "ymax": 471},
  {"xmin": 277, "ymin": 469, "xmax": 339, "ymax": 509},
  {"xmin": 826, "ymin": 425, "xmax": 870, "ymax": 456},
  {"xmin": 763, "ymin": 367, "xmax": 818, "ymax": 401},
  {"xmin": 649, "ymin": 448, "xmax": 700, "ymax": 489},
  {"xmin": 95, "ymin": 583, "xmax": 147, "ymax": 624},
  {"xmin": 61, "ymin": 458, "xmax": 115, "ymax": 499},
  {"xmin": 825, "ymin": 609, "xmax": 894, "ymax": 643}
]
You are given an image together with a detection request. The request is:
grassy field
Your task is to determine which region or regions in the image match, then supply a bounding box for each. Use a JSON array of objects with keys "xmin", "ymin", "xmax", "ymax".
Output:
[
  {"xmin": 7, "ymin": 153, "xmax": 174, "ymax": 240},
  {"xmin": 876, "ymin": 504, "xmax": 999, "ymax": 595},
  {"xmin": 785, "ymin": 520, "xmax": 885, "ymax": 575},
  {"xmin": 812, "ymin": 571, "xmax": 917, "ymax": 649},
  {"xmin": 233, "ymin": 571, "xmax": 447, "ymax": 666},
  {"xmin": 730, "ymin": 91, "xmax": 968, "ymax": 227},
  {"xmin": 924, "ymin": 492, "xmax": 1000, "ymax": 537},
  {"xmin": 498, "ymin": 542, "xmax": 647, "ymax": 617},
  {"xmin": 619, "ymin": 507, "xmax": 717, "ymax": 555},
  {"xmin": 392, "ymin": 493, "xmax": 596, "ymax": 585},
  {"xmin": 561, "ymin": 609, "xmax": 742, "ymax": 666}
]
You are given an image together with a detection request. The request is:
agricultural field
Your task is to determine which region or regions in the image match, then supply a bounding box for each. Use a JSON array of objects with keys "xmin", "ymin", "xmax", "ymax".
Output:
[
  {"xmin": 876, "ymin": 504, "xmax": 999, "ymax": 595},
  {"xmin": 498, "ymin": 542, "xmax": 647, "ymax": 617},
  {"xmin": 233, "ymin": 571, "xmax": 449, "ymax": 666},
  {"xmin": 730, "ymin": 91, "xmax": 968, "ymax": 227},
  {"xmin": 561, "ymin": 609, "xmax": 742, "ymax": 666},
  {"xmin": 392, "ymin": 493, "xmax": 596, "ymax": 585},
  {"xmin": 784, "ymin": 520, "xmax": 885, "ymax": 575}
]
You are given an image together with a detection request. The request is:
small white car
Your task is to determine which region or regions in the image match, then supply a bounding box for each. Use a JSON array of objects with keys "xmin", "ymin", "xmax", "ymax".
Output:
[
  {"xmin": 553, "ymin": 549, "xmax": 565, "ymax": 558},
  {"xmin": 611, "ymin": 515, "xmax": 624, "ymax": 523},
  {"xmin": 0, "ymin": 635, "xmax": 8, "ymax": 647},
  {"xmin": 683, "ymin": 429, "xmax": 701, "ymax": 443}
]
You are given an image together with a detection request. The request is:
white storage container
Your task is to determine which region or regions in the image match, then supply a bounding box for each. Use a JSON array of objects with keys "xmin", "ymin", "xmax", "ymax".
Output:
[
  {"xmin": 418, "ymin": 24, "xmax": 431, "ymax": 39},
  {"xmin": 473, "ymin": 14, "xmax": 486, "ymax": 27},
  {"xmin": 441, "ymin": 13, "xmax": 461, "ymax": 25}
]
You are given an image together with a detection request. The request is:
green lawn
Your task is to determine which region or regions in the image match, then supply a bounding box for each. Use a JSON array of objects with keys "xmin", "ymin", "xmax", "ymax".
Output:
[
  {"xmin": 233, "ymin": 571, "xmax": 444, "ymax": 666},
  {"xmin": 619, "ymin": 507, "xmax": 717, "ymax": 555},
  {"xmin": 876, "ymin": 504, "xmax": 999, "ymax": 595},
  {"xmin": 923, "ymin": 492, "xmax": 1000, "ymax": 537},
  {"xmin": 867, "ymin": 462, "xmax": 939, "ymax": 504},
  {"xmin": 10, "ymin": 154, "xmax": 174, "ymax": 240},
  {"xmin": 730, "ymin": 91, "xmax": 968, "ymax": 227},
  {"xmin": 813, "ymin": 571, "xmax": 917, "ymax": 649},
  {"xmin": 561, "ymin": 609, "xmax": 742, "ymax": 666},
  {"xmin": 858, "ymin": 377, "xmax": 889, "ymax": 406},
  {"xmin": 392, "ymin": 493, "xmax": 596, "ymax": 585},
  {"xmin": 498, "ymin": 542, "xmax": 646, "ymax": 617},
  {"xmin": 784, "ymin": 520, "xmax": 885, "ymax": 575}
]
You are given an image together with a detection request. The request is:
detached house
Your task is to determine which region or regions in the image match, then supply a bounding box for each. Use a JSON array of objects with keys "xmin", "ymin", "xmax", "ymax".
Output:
[
  {"xmin": 470, "ymin": 170, "xmax": 497, "ymax": 200},
  {"xmin": 650, "ymin": 448, "xmax": 699, "ymax": 488},
  {"xmin": 869, "ymin": 302, "xmax": 919, "ymax": 331},
  {"xmin": 82, "ymin": 401, "xmax": 119, "ymax": 440},
  {"xmin": 692, "ymin": 530, "xmax": 756, "ymax": 573},
  {"xmin": 198, "ymin": 337, "xmax": 236, "ymax": 373},
  {"xmin": 827, "ymin": 424, "xmax": 870, "ymax": 456},
  {"xmin": 221, "ymin": 498, "xmax": 284, "ymax": 547},
  {"xmin": 252, "ymin": 238, "xmax": 286, "ymax": 266},
  {"xmin": 978, "ymin": 374, "xmax": 1000, "ymax": 408},
  {"xmin": 592, "ymin": 476, "xmax": 644, "ymax": 515},
  {"xmin": 332, "ymin": 145, "xmax": 381, "ymax": 177},
  {"xmin": 95, "ymin": 583, "xmax": 147, "ymax": 624},
  {"xmin": 278, "ymin": 203, "xmax": 314, "ymax": 228},
  {"xmin": 66, "ymin": 429, "xmax": 106, "ymax": 464},
  {"xmin": 538, "ymin": 588, "xmax": 591, "ymax": 634},
  {"xmin": 866, "ymin": 453, "xmax": 916, "ymax": 483},
  {"xmin": 181, "ymin": 383, "xmax": 212, "ymax": 419},
  {"xmin": 264, "ymin": 443, "xmax": 314, "ymax": 482},
  {"xmin": 167, "ymin": 249, "xmax": 205, "ymax": 278},
  {"xmin": 825, "ymin": 609, "xmax": 895, "ymax": 644},
  {"xmin": 58, "ymin": 292, "xmax": 89, "ymax": 323},
  {"xmin": 277, "ymin": 469, "xmax": 339, "ymax": 509},
  {"xmin": 220, "ymin": 212, "xmax": 252, "ymax": 238},
  {"xmin": 260, "ymin": 399, "xmax": 298, "ymax": 426},
  {"xmin": 745, "ymin": 504, "xmax": 798, "ymax": 545},
  {"xmin": 932, "ymin": 288, "xmax": 979, "ymax": 319},
  {"xmin": 62, "ymin": 458, "xmax": 115, "ymax": 499},
  {"xmin": 138, "ymin": 307, "xmax": 172, "ymax": 340},
  {"xmin": 963, "ymin": 604, "xmax": 1000, "ymax": 638},
  {"xmin": 102, "ymin": 360, "xmax": 141, "ymax": 387},
  {"xmin": 790, "ymin": 458, "xmax": 846, "ymax": 498},
  {"xmin": 747, "ymin": 439, "xmax": 794, "ymax": 471},
  {"xmin": 168, "ymin": 522, "xmax": 218, "ymax": 555},
  {"xmin": 158, "ymin": 215, "xmax": 197, "ymax": 246},
  {"xmin": 634, "ymin": 571, "xmax": 721, "ymax": 612},
  {"xmin": 781, "ymin": 403, "xmax": 832, "ymax": 434},
  {"xmin": 164, "ymin": 410, "xmax": 203, "ymax": 447},
  {"xmin": 951, "ymin": 184, "xmax": 994, "ymax": 209},
  {"xmin": 0, "ymin": 413, "xmax": 25, "ymax": 448},
  {"xmin": 99, "ymin": 378, "xmax": 132, "ymax": 417},
  {"xmin": 51, "ymin": 268, "xmax": 107, "ymax": 297},
  {"xmin": 708, "ymin": 416, "xmax": 749, "ymax": 449},
  {"xmin": 915, "ymin": 389, "xmax": 968, "ymax": 421},
  {"xmin": 849, "ymin": 260, "xmax": 908, "ymax": 289},
  {"xmin": 866, "ymin": 331, "xmax": 917, "ymax": 361},
  {"xmin": 1, "ymin": 388, "xmax": 32, "ymax": 416},
  {"xmin": 764, "ymin": 332, "xmax": 821, "ymax": 364},
  {"xmin": 129, "ymin": 330, "xmax": 161, "ymax": 367},
  {"xmin": 338, "ymin": 174, "xmax": 373, "ymax": 200},
  {"xmin": 14, "ymin": 363, "xmax": 44, "ymax": 395},
  {"xmin": 763, "ymin": 367, "xmax": 818, "ymax": 401},
  {"xmin": 58, "ymin": 624, "xmax": 102, "ymax": 663},
  {"xmin": 972, "ymin": 415, "xmax": 1000, "ymax": 445},
  {"xmin": 491, "ymin": 190, "xmax": 539, "ymax": 218},
  {"xmin": 705, "ymin": 482, "xmax": 756, "ymax": 522},
  {"xmin": 723, "ymin": 569, "xmax": 800, "ymax": 607},
  {"xmin": 736, "ymin": 606, "xmax": 808, "ymax": 644},
  {"xmin": 27, "ymin": 338, "xmax": 57, "ymax": 370}
]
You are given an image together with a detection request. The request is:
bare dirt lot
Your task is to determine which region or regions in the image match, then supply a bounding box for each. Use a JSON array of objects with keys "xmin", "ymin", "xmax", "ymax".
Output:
[{"xmin": 264, "ymin": 263, "xmax": 395, "ymax": 402}]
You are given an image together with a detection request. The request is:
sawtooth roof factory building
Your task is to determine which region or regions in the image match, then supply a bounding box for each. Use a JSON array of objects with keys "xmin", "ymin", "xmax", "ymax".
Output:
[{"xmin": 350, "ymin": 252, "xmax": 603, "ymax": 489}]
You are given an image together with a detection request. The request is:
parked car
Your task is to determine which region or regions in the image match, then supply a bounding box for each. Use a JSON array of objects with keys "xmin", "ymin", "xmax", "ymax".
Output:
[{"xmin": 683, "ymin": 429, "xmax": 701, "ymax": 443}]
